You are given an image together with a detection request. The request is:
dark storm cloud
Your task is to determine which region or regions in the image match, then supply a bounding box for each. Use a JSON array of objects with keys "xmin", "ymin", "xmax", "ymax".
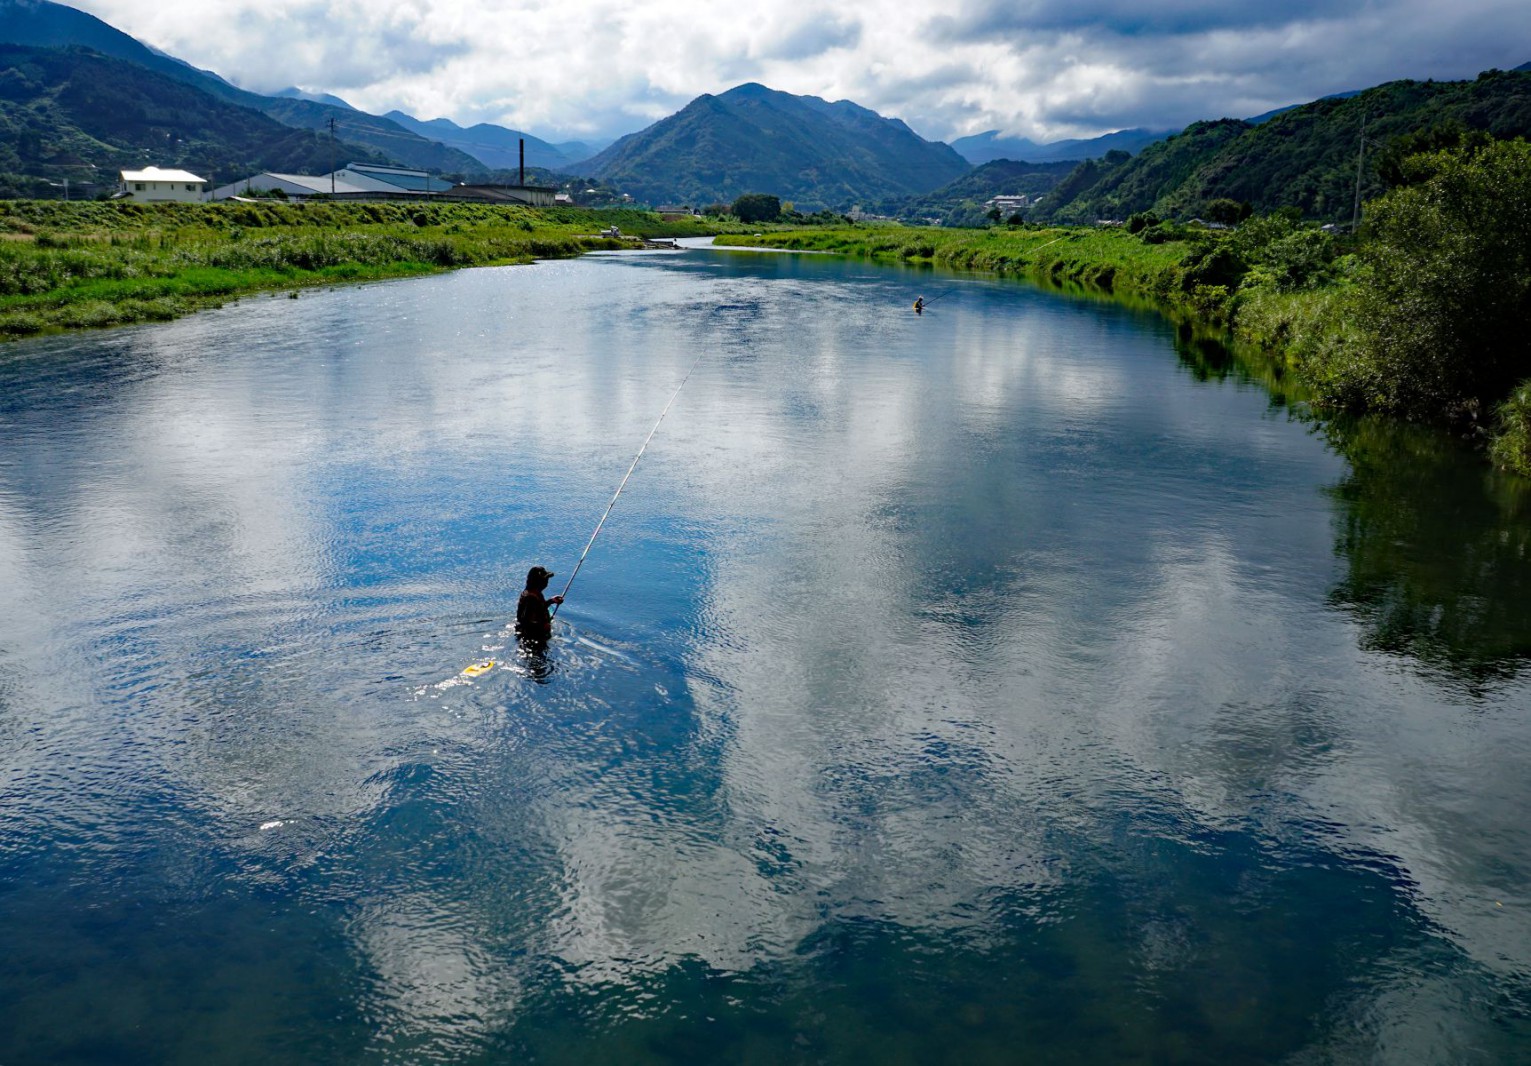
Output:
[
  {"xmin": 903, "ymin": 0, "xmax": 1531, "ymax": 139},
  {"xmin": 926, "ymin": 0, "xmax": 1365, "ymax": 41}
]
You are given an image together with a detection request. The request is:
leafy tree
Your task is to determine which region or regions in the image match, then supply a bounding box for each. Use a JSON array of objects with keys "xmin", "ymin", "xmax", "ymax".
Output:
[
  {"xmin": 1311, "ymin": 140, "xmax": 1531, "ymax": 425},
  {"xmin": 731, "ymin": 193, "xmax": 781, "ymax": 223},
  {"xmin": 1204, "ymin": 198, "xmax": 1251, "ymax": 225},
  {"xmin": 1375, "ymin": 120, "xmax": 1493, "ymax": 187},
  {"xmin": 1125, "ymin": 210, "xmax": 1160, "ymax": 234},
  {"xmin": 1230, "ymin": 212, "xmax": 1340, "ymax": 291}
]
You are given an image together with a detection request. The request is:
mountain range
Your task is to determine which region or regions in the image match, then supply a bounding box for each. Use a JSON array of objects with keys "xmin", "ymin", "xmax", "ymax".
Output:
[
  {"xmin": 0, "ymin": 0, "xmax": 601, "ymax": 180},
  {"xmin": 4, "ymin": 0, "xmax": 1530, "ymax": 220},
  {"xmin": 0, "ymin": 43, "xmax": 393, "ymax": 191},
  {"xmin": 0, "ymin": 0, "xmax": 1178, "ymax": 207}
]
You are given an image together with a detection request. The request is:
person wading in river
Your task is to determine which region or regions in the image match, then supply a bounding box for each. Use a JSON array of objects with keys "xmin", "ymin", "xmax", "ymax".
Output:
[{"xmin": 516, "ymin": 566, "xmax": 563, "ymax": 644}]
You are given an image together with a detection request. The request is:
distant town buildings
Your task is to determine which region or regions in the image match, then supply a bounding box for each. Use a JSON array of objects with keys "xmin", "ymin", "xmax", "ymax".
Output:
[{"xmin": 118, "ymin": 167, "xmax": 208, "ymax": 202}]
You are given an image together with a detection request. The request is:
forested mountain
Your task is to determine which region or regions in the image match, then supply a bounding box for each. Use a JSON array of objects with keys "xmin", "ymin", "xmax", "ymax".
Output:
[
  {"xmin": 950, "ymin": 127, "xmax": 1172, "ymax": 165},
  {"xmin": 1033, "ymin": 69, "xmax": 1531, "ymax": 223},
  {"xmin": 0, "ymin": 0, "xmax": 485, "ymax": 175},
  {"xmin": 583, "ymin": 83, "xmax": 971, "ymax": 210},
  {"xmin": 0, "ymin": 44, "xmax": 390, "ymax": 196},
  {"xmin": 875, "ymin": 159, "xmax": 1077, "ymax": 226}
]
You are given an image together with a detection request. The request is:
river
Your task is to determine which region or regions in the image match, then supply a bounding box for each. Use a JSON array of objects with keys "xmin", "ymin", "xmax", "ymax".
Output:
[{"xmin": 1, "ymin": 242, "xmax": 1529, "ymax": 1063}]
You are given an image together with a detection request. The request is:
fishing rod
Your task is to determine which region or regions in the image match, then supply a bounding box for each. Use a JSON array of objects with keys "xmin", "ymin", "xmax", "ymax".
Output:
[
  {"xmin": 920, "ymin": 286, "xmax": 960, "ymax": 305},
  {"xmin": 550, "ymin": 349, "xmax": 707, "ymax": 617}
]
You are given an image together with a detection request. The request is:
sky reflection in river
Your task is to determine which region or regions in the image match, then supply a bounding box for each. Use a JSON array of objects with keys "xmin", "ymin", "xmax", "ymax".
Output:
[{"xmin": 1, "ymin": 245, "xmax": 1529, "ymax": 1063}]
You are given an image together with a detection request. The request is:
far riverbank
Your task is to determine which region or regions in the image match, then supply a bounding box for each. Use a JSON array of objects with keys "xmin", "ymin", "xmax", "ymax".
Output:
[{"xmin": 0, "ymin": 200, "xmax": 735, "ymax": 340}]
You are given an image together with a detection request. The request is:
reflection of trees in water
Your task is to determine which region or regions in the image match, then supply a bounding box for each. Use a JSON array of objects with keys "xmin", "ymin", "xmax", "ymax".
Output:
[
  {"xmin": 1322, "ymin": 417, "xmax": 1531, "ymax": 683},
  {"xmin": 1172, "ymin": 323, "xmax": 1302, "ymax": 411},
  {"xmin": 1177, "ymin": 326, "xmax": 1531, "ymax": 684}
]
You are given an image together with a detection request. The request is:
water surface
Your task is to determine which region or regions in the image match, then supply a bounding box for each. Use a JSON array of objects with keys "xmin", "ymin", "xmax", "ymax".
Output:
[{"xmin": 2, "ymin": 244, "xmax": 1530, "ymax": 1063}]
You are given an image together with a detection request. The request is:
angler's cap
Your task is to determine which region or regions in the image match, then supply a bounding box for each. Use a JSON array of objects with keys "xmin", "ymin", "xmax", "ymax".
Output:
[{"xmin": 527, "ymin": 565, "xmax": 555, "ymax": 586}]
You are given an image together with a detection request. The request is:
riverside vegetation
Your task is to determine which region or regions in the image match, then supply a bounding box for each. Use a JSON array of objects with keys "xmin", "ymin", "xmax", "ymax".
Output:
[
  {"xmin": 717, "ymin": 140, "xmax": 1531, "ymax": 476},
  {"xmin": 0, "ymin": 200, "xmax": 724, "ymax": 338}
]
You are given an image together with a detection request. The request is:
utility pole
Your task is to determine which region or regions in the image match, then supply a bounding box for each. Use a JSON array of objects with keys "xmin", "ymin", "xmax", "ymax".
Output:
[
  {"xmin": 1352, "ymin": 111, "xmax": 1366, "ymax": 233},
  {"xmin": 329, "ymin": 116, "xmax": 337, "ymax": 194}
]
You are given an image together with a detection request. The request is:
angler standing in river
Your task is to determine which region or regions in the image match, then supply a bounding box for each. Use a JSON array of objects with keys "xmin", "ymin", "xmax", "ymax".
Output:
[{"xmin": 516, "ymin": 566, "xmax": 563, "ymax": 644}]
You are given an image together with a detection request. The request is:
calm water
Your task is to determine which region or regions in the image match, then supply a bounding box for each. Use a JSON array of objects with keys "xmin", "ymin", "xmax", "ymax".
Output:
[{"xmin": 2, "ymin": 243, "xmax": 1530, "ymax": 1064}]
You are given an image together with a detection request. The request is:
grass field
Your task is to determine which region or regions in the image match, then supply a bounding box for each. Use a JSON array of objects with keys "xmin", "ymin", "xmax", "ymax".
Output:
[{"xmin": 0, "ymin": 200, "xmax": 729, "ymax": 338}]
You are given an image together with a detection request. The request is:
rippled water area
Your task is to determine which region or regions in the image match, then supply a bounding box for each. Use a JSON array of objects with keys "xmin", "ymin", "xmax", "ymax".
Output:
[{"xmin": 3, "ymin": 242, "xmax": 1531, "ymax": 1064}]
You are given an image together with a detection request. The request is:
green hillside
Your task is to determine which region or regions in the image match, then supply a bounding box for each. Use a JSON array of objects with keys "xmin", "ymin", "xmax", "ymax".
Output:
[
  {"xmin": 0, "ymin": 0, "xmax": 487, "ymax": 177},
  {"xmin": 874, "ymin": 159, "xmax": 1077, "ymax": 226},
  {"xmin": 0, "ymin": 45, "xmax": 389, "ymax": 197},
  {"xmin": 1035, "ymin": 69, "xmax": 1531, "ymax": 222},
  {"xmin": 585, "ymin": 83, "xmax": 971, "ymax": 210}
]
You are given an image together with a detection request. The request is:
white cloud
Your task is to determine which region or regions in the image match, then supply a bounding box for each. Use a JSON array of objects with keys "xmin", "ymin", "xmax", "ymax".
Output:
[{"xmin": 68, "ymin": 0, "xmax": 1531, "ymax": 143}]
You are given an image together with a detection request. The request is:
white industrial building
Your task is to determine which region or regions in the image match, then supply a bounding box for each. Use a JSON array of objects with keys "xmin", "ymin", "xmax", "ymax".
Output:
[
  {"xmin": 208, "ymin": 172, "xmax": 374, "ymax": 200},
  {"xmin": 329, "ymin": 163, "xmax": 457, "ymax": 194},
  {"xmin": 211, "ymin": 162, "xmax": 558, "ymax": 206},
  {"xmin": 118, "ymin": 167, "xmax": 208, "ymax": 202}
]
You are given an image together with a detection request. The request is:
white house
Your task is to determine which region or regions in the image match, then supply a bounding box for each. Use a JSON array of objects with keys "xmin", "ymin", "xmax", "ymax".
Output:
[{"xmin": 118, "ymin": 167, "xmax": 208, "ymax": 202}]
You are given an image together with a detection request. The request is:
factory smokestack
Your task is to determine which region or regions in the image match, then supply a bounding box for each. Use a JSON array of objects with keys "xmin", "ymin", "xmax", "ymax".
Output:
[{"xmin": 519, "ymin": 139, "xmax": 525, "ymax": 186}]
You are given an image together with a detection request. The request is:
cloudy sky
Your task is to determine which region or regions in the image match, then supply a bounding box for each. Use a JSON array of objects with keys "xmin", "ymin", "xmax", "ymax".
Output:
[{"xmin": 72, "ymin": 0, "xmax": 1531, "ymax": 145}]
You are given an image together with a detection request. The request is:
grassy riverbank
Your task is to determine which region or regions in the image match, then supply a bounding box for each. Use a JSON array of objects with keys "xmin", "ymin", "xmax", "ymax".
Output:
[
  {"xmin": 718, "ymin": 224, "xmax": 1237, "ymax": 322},
  {"xmin": 0, "ymin": 200, "xmax": 727, "ymax": 338}
]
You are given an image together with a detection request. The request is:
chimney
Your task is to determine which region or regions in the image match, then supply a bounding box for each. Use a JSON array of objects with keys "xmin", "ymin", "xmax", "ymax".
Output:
[{"xmin": 519, "ymin": 138, "xmax": 525, "ymax": 186}]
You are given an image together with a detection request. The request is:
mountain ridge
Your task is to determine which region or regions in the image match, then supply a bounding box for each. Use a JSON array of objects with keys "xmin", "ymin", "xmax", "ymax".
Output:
[
  {"xmin": 381, "ymin": 111, "xmax": 574, "ymax": 172},
  {"xmin": 952, "ymin": 127, "xmax": 1174, "ymax": 165},
  {"xmin": 583, "ymin": 82, "xmax": 970, "ymax": 209},
  {"xmin": 1032, "ymin": 69, "xmax": 1531, "ymax": 223},
  {"xmin": 0, "ymin": 43, "xmax": 393, "ymax": 194},
  {"xmin": 0, "ymin": 0, "xmax": 487, "ymax": 174}
]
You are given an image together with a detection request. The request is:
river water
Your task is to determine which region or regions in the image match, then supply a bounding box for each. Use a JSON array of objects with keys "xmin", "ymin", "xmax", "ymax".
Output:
[{"xmin": 2, "ymin": 243, "xmax": 1529, "ymax": 1063}]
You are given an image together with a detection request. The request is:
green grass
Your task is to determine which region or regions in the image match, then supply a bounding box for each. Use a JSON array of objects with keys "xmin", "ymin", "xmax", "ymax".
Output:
[
  {"xmin": 716, "ymin": 224, "xmax": 1220, "ymax": 321},
  {"xmin": 0, "ymin": 200, "xmax": 734, "ymax": 338}
]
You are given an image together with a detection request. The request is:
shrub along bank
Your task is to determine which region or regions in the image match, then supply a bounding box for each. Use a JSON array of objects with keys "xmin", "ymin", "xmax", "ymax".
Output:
[
  {"xmin": 0, "ymin": 200, "xmax": 724, "ymax": 337},
  {"xmin": 718, "ymin": 140, "xmax": 1531, "ymax": 476}
]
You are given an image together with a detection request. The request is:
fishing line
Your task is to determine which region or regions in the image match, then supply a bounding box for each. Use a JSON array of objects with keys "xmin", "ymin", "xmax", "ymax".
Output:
[
  {"xmin": 1026, "ymin": 234, "xmax": 1070, "ymax": 257},
  {"xmin": 550, "ymin": 348, "xmax": 707, "ymax": 617}
]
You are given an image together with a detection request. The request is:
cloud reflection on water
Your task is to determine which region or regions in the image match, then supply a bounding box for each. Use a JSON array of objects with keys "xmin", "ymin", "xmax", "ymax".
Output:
[{"xmin": 1, "ymin": 250, "xmax": 1530, "ymax": 1059}]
